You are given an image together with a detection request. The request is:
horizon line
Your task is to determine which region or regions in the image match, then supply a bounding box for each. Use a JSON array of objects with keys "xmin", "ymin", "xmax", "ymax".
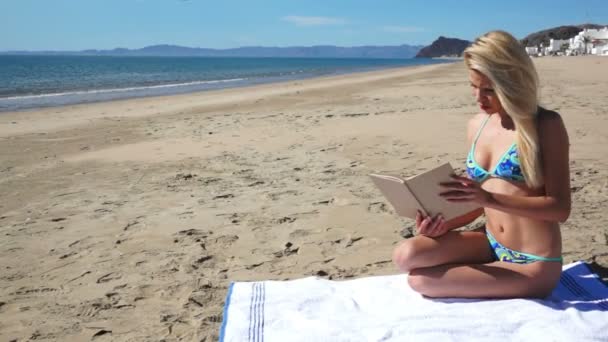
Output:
[{"xmin": 0, "ymin": 42, "xmax": 436, "ymax": 53}]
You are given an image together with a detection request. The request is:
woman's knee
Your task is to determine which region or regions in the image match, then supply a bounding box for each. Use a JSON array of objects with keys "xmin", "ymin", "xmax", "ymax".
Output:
[
  {"xmin": 392, "ymin": 238, "xmax": 424, "ymax": 272},
  {"xmin": 407, "ymin": 269, "xmax": 435, "ymax": 297}
]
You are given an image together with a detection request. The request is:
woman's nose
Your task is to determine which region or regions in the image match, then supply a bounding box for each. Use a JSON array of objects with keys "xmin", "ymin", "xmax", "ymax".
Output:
[{"xmin": 473, "ymin": 88, "xmax": 482, "ymax": 101}]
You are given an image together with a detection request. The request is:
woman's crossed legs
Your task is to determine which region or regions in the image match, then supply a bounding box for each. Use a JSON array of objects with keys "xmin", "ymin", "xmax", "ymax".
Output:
[{"xmin": 392, "ymin": 230, "xmax": 562, "ymax": 299}]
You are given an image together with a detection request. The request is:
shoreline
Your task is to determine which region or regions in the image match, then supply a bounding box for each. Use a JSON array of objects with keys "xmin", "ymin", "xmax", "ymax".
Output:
[
  {"xmin": 0, "ymin": 58, "xmax": 453, "ymax": 113},
  {"xmin": 0, "ymin": 61, "xmax": 452, "ymax": 137}
]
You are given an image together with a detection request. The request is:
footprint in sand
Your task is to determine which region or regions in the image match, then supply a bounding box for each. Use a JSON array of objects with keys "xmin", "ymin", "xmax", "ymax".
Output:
[
  {"xmin": 313, "ymin": 198, "xmax": 334, "ymax": 206},
  {"xmin": 267, "ymin": 190, "xmax": 299, "ymax": 200},
  {"xmin": 96, "ymin": 272, "xmax": 122, "ymax": 284},
  {"xmin": 289, "ymin": 229, "xmax": 312, "ymax": 239},
  {"xmin": 188, "ymin": 255, "xmax": 214, "ymax": 272},
  {"xmin": 203, "ymin": 314, "xmax": 223, "ymax": 323},
  {"xmin": 273, "ymin": 242, "xmax": 299, "ymax": 258},
  {"xmin": 341, "ymin": 112, "xmax": 369, "ymax": 118},
  {"xmin": 344, "ymin": 236, "xmax": 363, "ymax": 248},
  {"xmin": 77, "ymin": 300, "xmax": 108, "ymax": 318},
  {"xmin": 187, "ymin": 288, "xmax": 215, "ymax": 309},
  {"xmin": 367, "ymin": 202, "xmax": 389, "ymax": 214},
  {"xmin": 274, "ymin": 216, "xmax": 296, "ymax": 224},
  {"xmin": 11, "ymin": 287, "xmax": 58, "ymax": 296},
  {"xmin": 173, "ymin": 229, "xmax": 212, "ymax": 245},
  {"xmin": 91, "ymin": 329, "xmax": 112, "ymax": 340},
  {"xmin": 214, "ymin": 235, "xmax": 239, "ymax": 248},
  {"xmin": 213, "ymin": 193, "xmax": 235, "ymax": 200}
]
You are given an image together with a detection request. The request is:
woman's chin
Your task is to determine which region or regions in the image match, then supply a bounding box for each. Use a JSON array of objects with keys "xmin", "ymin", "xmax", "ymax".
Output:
[{"xmin": 481, "ymin": 107, "xmax": 496, "ymax": 114}]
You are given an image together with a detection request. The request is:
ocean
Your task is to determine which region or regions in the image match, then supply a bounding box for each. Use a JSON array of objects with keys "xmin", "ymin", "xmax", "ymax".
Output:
[{"xmin": 0, "ymin": 55, "xmax": 449, "ymax": 112}]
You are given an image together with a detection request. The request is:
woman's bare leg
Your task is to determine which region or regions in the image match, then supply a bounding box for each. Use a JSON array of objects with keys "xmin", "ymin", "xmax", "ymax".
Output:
[
  {"xmin": 392, "ymin": 230, "xmax": 494, "ymax": 272},
  {"xmin": 392, "ymin": 229, "xmax": 562, "ymax": 298},
  {"xmin": 408, "ymin": 261, "xmax": 563, "ymax": 299}
]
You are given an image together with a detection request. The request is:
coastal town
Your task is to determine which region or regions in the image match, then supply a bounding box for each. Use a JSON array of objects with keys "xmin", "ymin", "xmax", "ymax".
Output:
[{"xmin": 526, "ymin": 26, "xmax": 608, "ymax": 56}]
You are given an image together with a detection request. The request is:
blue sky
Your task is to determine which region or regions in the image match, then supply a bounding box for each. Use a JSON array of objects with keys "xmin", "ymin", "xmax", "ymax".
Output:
[{"xmin": 1, "ymin": 0, "xmax": 607, "ymax": 51}]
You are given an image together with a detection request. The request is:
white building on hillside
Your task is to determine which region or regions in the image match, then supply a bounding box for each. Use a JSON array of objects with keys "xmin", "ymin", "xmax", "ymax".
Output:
[
  {"xmin": 525, "ymin": 46, "xmax": 538, "ymax": 56},
  {"xmin": 570, "ymin": 27, "xmax": 608, "ymax": 55},
  {"xmin": 526, "ymin": 27, "xmax": 608, "ymax": 57},
  {"xmin": 545, "ymin": 38, "xmax": 570, "ymax": 55},
  {"xmin": 596, "ymin": 44, "xmax": 608, "ymax": 56}
]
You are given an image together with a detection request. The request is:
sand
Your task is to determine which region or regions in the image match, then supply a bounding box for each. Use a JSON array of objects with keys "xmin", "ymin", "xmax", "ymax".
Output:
[{"xmin": 1, "ymin": 56, "xmax": 607, "ymax": 341}]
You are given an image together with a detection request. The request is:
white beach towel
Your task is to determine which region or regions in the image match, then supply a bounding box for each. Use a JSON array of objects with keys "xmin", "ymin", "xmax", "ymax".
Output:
[{"xmin": 219, "ymin": 261, "xmax": 608, "ymax": 342}]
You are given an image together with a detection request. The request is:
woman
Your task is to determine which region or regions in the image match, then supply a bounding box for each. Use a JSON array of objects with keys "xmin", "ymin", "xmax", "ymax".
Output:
[{"xmin": 392, "ymin": 30, "xmax": 571, "ymax": 299}]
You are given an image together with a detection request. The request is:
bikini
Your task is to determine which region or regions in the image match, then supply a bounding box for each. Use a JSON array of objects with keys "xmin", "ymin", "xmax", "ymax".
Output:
[{"xmin": 466, "ymin": 115, "xmax": 563, "ymax": 264}]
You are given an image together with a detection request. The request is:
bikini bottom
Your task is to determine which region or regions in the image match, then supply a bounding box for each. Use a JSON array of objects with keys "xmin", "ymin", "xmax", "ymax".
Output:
[{"xmin": 486, "ymin": 230, "xmax": 563, "ymax": 264}]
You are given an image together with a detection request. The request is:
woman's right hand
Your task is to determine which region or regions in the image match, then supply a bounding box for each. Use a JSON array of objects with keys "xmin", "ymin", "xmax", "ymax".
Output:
[{"xmin": 415, "ymin": 211, "xmax": 449, "ymax": 238}]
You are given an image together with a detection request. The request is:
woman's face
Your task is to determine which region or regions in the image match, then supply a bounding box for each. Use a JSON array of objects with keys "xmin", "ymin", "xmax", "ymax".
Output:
[{"xmin": 469, "ymin": 69, "xmax": 503, "ymax": 115}]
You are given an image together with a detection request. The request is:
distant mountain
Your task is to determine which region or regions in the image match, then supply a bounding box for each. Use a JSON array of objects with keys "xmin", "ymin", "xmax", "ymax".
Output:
[
  {"xmin": 1, "ymin": 44, "xmax": 425, "ymax": 59},
  {"xmin": 520, "ymin": 23, "xmax": 607, "ymax": 47},
  {"xmin": 415, "ymin": 36, "xmax": 471, "ymax": 58}
]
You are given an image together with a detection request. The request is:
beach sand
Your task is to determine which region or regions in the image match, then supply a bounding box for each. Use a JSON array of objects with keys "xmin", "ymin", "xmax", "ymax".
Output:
[{"xmin": 1, "ymin": 56, "xmax": 607, "ymax": 341}]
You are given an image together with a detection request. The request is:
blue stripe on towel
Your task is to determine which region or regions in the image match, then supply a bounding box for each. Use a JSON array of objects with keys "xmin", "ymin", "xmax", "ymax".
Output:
[
  {"xmin": 254, "ymin": 283, "xmax": 259, "ymax": 342},
  {"xmin": 248, "ymin": 283, "xmax": 256, "ymax": 342},
  {"xmin": 561, "ymin": 273, "xmax": 587, "ymax": 297},
  {"xmin": 261, "ymin": 282, "xmax": 266, "ymax": 341},
  {"xmin": 219, "ymin": 282, "xmax": 235, "ymax": 342},
  {"xmin": 258, "ymin": 282, "xmax": 266, "ymax": 342},
  {"xmin": 561, "ymin": 270, "xmax": 608, "ymax": 310},
  {"xmin": 248, "ymin": 282, "xmax": 266, "ymax": 342}
]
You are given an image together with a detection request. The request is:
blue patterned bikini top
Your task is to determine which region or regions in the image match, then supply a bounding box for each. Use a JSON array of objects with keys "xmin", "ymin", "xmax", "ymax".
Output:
[{"xmin": 466, "ymin": 115, "xmax": 525, "ymax": 183}]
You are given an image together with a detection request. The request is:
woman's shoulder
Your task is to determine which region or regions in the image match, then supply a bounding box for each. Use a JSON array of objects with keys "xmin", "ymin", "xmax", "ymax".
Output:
[
  {"xmin": 537, "ymin": 106, "xmax": 562, "ymax": 122},
  {"xmin": 536, "ymin": 106, "xmax": 569, "ymax": 142}
]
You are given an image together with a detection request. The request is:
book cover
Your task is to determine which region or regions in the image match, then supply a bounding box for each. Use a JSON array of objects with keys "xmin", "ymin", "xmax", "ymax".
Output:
[{"xmin": 369, "ymin": 163, "xmax": 480, "ymax": 221}]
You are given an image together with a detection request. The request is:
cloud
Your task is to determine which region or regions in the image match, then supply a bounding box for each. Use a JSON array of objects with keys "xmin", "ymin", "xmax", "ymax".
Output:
[
  {"xmin": 382, "ymin": 26, "xmax": 425, "ymax": 33},
  {"xmin": 281, "ymin": 16, "xmax": 346, "ymax": 27}
]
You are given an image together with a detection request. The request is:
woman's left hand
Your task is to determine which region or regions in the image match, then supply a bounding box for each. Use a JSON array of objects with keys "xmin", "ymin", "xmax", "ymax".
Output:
[{"xmin": 439, "ymin": 175, "xmax": 493, "ymax": 206}]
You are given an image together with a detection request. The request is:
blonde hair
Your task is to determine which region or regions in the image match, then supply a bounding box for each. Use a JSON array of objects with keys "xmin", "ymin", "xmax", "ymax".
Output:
[{"xmin": 464, "ymin": 30, "xmax": 543, "ymax": 188}]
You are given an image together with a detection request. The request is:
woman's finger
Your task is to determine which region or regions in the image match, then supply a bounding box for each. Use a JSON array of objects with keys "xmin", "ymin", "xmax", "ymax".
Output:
[
  {"xmin": 446, "ymin": 196, "xmax": 475, "ymax": 202},
  {"xmin": 440, "ymin": 190, "xmax": 474, "ymax": 198},
  {"xmin": 450, "ymin": 174, "xmax": 474, "ymax": 184},
  {"xmin": 427, "ymin": 215, "xmax": 442, "ymax": 236},
  {"xmin": 440, "ymin": 181, "xmax": 477, "ymax": 191},
  {"xmin": 418, "ymin": 216, "xmax": 432, "ymax": 235},
  {"xmin": 443, "ymin": 192, "xmax": 476, "ymax": 199},
  {"xmin": 435, "ymin": 217, "xmax": 448, "ymax": 236},
  {"xmin": 415, "ymin": 214, "xmax": 424, "ymax": 230}
]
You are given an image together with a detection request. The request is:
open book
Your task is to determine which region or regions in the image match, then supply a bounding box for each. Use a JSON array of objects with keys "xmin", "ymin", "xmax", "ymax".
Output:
[{"xmin": 369, "ymin": 163, "xmax": 480, "ymax": 221}]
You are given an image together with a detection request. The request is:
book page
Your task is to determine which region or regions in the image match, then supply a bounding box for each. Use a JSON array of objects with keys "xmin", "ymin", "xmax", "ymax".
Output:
[
  {"xmin": 404, "ymin": 163, "xmax": 480, "ymax": 221},
  {"xmin": 369, "ymin": 174, "xmax": 426, "ymax": 220}
]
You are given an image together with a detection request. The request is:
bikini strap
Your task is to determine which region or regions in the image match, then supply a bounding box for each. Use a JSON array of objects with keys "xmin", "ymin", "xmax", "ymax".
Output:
[{"xmin": 472, "ymin": 115, "xmax": 492, "ymax": 147}]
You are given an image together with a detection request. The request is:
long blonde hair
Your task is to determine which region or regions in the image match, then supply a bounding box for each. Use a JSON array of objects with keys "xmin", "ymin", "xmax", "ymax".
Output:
[{"xmin": 464, "ymin": 30, "xmax": 543, "ymax": 188}]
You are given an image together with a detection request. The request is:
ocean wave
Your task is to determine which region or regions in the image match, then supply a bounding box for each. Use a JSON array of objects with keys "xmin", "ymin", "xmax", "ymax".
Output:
[{"xmin": 0, "ymin": 78, "xmax": 247, "ymax": 101}]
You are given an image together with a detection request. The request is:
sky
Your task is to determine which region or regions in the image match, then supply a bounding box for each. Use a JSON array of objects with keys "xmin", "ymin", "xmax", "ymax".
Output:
[{"xmin": 1, "ymin": 0, "xmax": 607, "ymax": 51}]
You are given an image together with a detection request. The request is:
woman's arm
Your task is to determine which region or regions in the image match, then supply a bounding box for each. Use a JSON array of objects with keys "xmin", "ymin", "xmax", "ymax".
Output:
[
  {"xmin": 415, "ymin": 207, "xmax": 484, "ymax": 238},
  {"xmin": 441, "ymin": 112, "xmax": 571, "ymax": 223},
  {"xmin": 444, "ymin": 207, "xmax": 485, "ymax": 230}
]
